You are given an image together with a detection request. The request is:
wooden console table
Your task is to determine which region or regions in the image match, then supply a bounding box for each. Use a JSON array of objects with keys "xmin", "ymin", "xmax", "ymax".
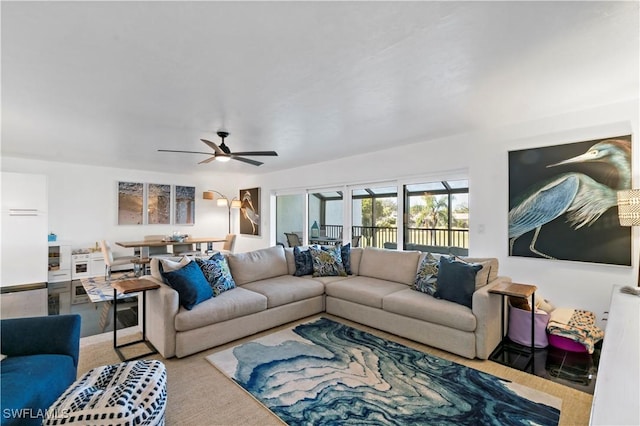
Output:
[{"xmin": 112, "ymin": 278, "xmax": 160, "ymax": 362}]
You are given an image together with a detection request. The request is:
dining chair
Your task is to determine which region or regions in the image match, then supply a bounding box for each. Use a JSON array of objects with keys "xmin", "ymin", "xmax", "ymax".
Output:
[
  {"xmin": 173, "ymin": 243, "xmax": 202, "ymax": 256},
  {"xmin": 100, "ymin": 240, "xmax": 139, "ymax": 280},
  {"xmin": 218, "ymin": 234, "xmax": 237, "ymax": 255},
  {"xmin": 285, "ymin": 232, "xmax": 302, "ymax": 247},
  {"xmin": 143, "ymin": 235, "xmax": 172, "ymax": 257}
]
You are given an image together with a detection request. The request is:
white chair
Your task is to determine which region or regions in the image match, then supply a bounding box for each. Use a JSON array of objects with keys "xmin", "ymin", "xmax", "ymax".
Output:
[
  {"xmin": 217, "ymin": 234, "xmax": 237, "ymax": 255},
  {"xmin": 173, "ymin": 243, "xmax": 202, "ymax": 256},
  {"xmin": 100, "ymin": 240, "xmax": 138, "ymax": 280},
  {"xmin": 143, "ymin": 235, "xmax": 172, "ymax": 258}
]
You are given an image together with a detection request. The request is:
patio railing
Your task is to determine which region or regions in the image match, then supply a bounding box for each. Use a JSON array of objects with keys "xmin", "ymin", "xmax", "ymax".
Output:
[{"xmin": 344, "ymin": 225, "xmax": 469, "ymax": 249}]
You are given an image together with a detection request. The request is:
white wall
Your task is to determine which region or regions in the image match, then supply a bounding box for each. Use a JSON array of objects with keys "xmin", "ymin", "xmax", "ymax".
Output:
[
  {"xmin": 2, "ymin": 99, "xmax": 637, "ymax": 326},
  {"xmin": 0, "ymin": 157, "xmax": 243, "ymax": 257},
  {"xmin": 239, "ymin": 99, "xmax": 638, "ymax": 326}
]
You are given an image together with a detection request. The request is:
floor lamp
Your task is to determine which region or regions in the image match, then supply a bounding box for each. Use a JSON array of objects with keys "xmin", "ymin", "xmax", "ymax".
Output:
[
  {"xmin": 203, "ymin": 190, "xmax": 241, "ymax": 233},
  {"xmin": 617, "ymin": 189, "xmax": 640, "ymax": 287}
]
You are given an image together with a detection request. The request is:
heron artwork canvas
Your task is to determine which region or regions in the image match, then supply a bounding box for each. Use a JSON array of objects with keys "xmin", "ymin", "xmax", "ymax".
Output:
[
  {"xmin": 508, "ymin": 135, "xmax": 632, "ymax": 266},
  {"xmin": 239, "ymin": 187, "xmax": 260, "ymax": 236}
]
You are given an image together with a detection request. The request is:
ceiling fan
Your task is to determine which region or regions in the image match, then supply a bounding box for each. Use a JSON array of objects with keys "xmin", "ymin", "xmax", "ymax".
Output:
[{"xmin": 158, "ymin": 131, "xmax": 278, "ymax": 166}]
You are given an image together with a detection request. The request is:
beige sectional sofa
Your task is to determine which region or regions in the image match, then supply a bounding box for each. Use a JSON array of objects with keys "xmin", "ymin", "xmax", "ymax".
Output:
[{"xmin": 144, "ymin": 245, "xmax": 509, "ymax": 360}]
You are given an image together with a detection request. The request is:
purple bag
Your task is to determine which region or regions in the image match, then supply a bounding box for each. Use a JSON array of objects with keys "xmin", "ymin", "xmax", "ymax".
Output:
[{"xmin": 508, "ymin": 303, "xmax": 550, "ymax": 348}]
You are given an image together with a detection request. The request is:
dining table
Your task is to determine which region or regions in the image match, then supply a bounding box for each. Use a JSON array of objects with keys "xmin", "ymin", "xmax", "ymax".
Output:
[
  {"xmin": 308, "ymin": 237, "xmax": 342, "ymax": 246},
  {"xmin": 116, "ymin": 236, "xmax": 227, "ymax": 257}
]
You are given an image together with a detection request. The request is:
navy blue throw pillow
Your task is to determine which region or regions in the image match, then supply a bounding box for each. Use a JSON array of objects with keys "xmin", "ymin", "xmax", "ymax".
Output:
[
  {"xmin": 339, "ymin": 243, "xmax": 352, "ymax": 275},
  {"xmin": 293, "ymin": 246, "xmax": 314, "ymax": 276},
  {"xmin": 161, "ymin": 260, "xmax": 213, "ymax": 310},
  {"xmin": 434, "ymin": 256, "xmax": 481, "ymax": 309}
]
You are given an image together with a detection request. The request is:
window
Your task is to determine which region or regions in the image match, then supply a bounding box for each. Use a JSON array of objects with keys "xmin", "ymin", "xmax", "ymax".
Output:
[
  {"xmin": 352, "ymin": 186, "xmax": 397, "ymax": 248},
  {"xmin": 276, "ymin": 194, "xmax": 305, "ymax": 247},
  {"xmin": 272, "ymin": 177, "xmax": 469, "ymax": 252},
  {"xmin": 403, "ymin": 180, "xmax": 469, "ymax": 251},
  {"xmin": 308, "ymin": 190, "xmax": 343, "ymax": 243}
]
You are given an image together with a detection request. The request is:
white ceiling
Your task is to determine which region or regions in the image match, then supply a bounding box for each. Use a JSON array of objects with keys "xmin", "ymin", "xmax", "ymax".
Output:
[{"xmin": 2, "ymin": 1, "xmax": 638, "ymax": 174}]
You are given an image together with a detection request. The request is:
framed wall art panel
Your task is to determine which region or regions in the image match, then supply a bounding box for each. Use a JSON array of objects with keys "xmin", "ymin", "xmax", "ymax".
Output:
[
  {"xmin": 508, "ymin": 135, "xmax": 631, "ymax": 266},
  {"xmin": 175, "ymin": 185, "xmax": 195, "ymax": 225},
  {"xmin": 118, "ymin": 181, "xmax": 144, "ymax": 225},
  {"xmin": 148, "ymin": 183, "xmax": 171, "ymax": 224},
  {"xmin": 239, "ymin": 187, "xmax": 260, "ymax": 236}
]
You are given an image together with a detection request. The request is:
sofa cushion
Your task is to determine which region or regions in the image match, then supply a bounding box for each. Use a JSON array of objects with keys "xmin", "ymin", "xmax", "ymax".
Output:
[
  {"xmin": 383, "ymin": 288, "xmax": 477, "ymax": 332},
  {"xmin": 358, "ymin": 247, "xmax": 420, "ymax": 285},
  {"xmin": 310, "ymin": 246, "xmax": 347, "ymax": 277},
  {"xmin": 195, "ymin": 253, "xmax": 236, "ymax": 296},
  {"xmin": 307, "ymin": 275, "xmax": 351, "ymax": 285},
  {"xmin": 241, "ymin": 275, "xmax": 325, "ymax": 308},
  {"xmin": 434, "ymin": 256, "xmax": 481, "ymax": 308},
  {"xmin": 161, "ymin": 260, "xmax": 213, "ymax": 310},
  {"xmin": 1, "ymin": 354, "xmax": 77, "ymax": 425},
  {"xmin": 228, "ymin": 246, "xmax": 289, "ymax": 285},
  {"xmin": 325, "ymin": 276, "xmax": 406, "ymax": 309},
  {"xmin": 174, "ymin": 287, "xmax": 267, "ymax": 332}
]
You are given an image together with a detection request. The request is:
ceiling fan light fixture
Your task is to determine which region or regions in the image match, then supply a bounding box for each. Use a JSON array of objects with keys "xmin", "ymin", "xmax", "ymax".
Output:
[{"xmin": 216, "ymin": 155, "xmax": 231, "ymax": 162}]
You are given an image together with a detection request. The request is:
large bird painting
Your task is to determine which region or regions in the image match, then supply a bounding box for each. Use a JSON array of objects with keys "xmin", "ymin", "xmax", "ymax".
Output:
[
  {"xmin": 239, "ymin": 187, "xmax": 261, "ymax": 236},
  {"xmin": 508, "ymin": 135, "xmax": 632, "ymax": 266}
]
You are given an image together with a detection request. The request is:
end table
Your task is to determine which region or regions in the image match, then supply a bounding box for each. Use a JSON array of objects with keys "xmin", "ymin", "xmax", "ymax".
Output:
[
  {"xmin": 112, "ymin": 278, "xmax": 160, "ymax": 362},
  {"xmin": 489, "ymin": 282, "xmax": 538, "ymax": 372}
]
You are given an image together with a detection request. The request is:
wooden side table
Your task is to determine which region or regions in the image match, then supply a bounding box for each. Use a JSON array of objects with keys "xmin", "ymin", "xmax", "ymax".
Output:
[
  {"xmin": 489, "ymin": 282, "xmax": 538, "ymax": 372},
  {"xmin": 112, "ymin": 278, "xmax": 160, "ymax": 362}
]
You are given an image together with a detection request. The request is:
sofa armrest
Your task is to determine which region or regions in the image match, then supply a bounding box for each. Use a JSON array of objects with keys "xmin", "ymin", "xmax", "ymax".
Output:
[
  {"xmin": 0, "ymin": 314, "xmax": 81, "ymax": 367},
  {"xmin": 472, "ymin": 276, "xmax": 512, "ymax": 359},
  {"xmin": 144, "ymin": 276, "xmax": 180, "ymax": 358}
]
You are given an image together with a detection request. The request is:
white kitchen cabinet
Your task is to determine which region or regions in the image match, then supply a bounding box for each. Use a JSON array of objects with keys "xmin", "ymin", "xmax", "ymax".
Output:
[
  {"xmin": 1, "ymin": 172, "xmax": 48, "ymax": 289},
  {"xmin": 48, "ymin": 242, "xmax": 71, "ymax": 283},
  {"xmin": 90, "ymin": 252, "xmax": 106, "ymax": 278}
]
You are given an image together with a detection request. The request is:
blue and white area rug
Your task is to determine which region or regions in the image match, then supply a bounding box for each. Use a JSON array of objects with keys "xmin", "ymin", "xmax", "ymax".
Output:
[{"xmin": 206, "ymin": 317, "xmax": 561, "ymax": 426}]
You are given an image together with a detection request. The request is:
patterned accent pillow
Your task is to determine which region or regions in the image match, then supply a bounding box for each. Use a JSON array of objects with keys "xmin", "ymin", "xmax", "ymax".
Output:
[
  {"xmin": 414, "ymin": 252, "xmax": 439, "ymax": 296},
  {"xmin": 309, "ymin": 246, "xmax": 347, "ymax": 277},
  {"xmin": 293, "ymin": 246, "xmax": 314, "ymax": 276},
  {"xmin": 195, "ymin": 253, "xmax": 236, "ymax": 296}
]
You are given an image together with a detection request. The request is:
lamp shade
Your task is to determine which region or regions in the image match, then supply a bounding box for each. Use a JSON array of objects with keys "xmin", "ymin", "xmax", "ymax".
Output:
[
  {"xmin": 217, "ymin": 197, "xmax": 228, "ymax": 207},
  {"xmin": 203, "ymin": 191, "xmax": 214, "ymax": 200},
  {"xmin": 230, "ymin": 199, "xmax": 242, "ymax": 209},
  {"xmin": 617, "ymin": 189, "xmax": 640, "ymax": 226}
]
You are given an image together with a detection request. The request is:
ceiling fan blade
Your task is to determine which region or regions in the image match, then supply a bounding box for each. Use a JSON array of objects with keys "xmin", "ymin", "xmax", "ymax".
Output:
[
  {"xmin": 200, "ymin": 139, "xmax": 225, "ymax": 155},
  {"xmin": 231, "ymin": 156, "xmax": 264, "ymax": 166},
  {"xmin": 198, "ymin": 156, "xmax": 217, "ymax": 164},
  {"xmin": 230, "ymin": 151, "xmax": 278, "ymax": 157},
  {"xmin": 158, "ymin": 149, "xmax": 213, "ymax": 155}
]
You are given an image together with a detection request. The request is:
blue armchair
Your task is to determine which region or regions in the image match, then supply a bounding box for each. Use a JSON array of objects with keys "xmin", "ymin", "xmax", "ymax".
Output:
[{"xmin": 1, "ymin": 314, "xmax": 81, "ymax": 426}]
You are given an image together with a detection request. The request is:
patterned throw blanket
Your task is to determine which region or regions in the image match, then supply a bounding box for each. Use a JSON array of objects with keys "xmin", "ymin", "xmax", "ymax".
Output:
[{"xmin": 546, "ymin": 308, "xmax": 604, "ymax": 353}]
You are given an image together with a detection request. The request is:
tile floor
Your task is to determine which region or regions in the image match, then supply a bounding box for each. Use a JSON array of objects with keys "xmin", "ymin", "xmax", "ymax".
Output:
[{"xmin": 491, "ymin": 337, "xmax": 601, "ymax": 394}]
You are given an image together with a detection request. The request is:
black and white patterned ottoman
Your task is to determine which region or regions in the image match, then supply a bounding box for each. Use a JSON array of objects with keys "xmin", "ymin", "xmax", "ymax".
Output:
[{"xmin": 45, "ymin": 359, "xmax": 167, "ymax": 425}]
